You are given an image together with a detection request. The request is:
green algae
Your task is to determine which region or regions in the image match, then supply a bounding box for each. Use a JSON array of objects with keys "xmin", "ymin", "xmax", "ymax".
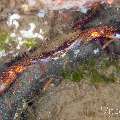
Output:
[
  {"xmin": 61, "ymin": 55, "xmax": 119, "ymax": 84},
  {"xmin": 23, "ymin": 38, "xmax": 38, "ymax": 49},
  {"xmin": 0, "ymin": 32, "xmax": 10, "ymax": 51},
  {"xmin": 89, "ymin": 69, "xmax": 115, "ymax": 84},
  {"xmin": 0, "ymin": 31, "xmax": 38, "ymax": 52},
  {"xmin": 0, "ymin": 32, "xmax": 17, "ymax": 51},
  {"xmin": 71, "ymin": 70, "xmax": 84, "ymax": 82}
]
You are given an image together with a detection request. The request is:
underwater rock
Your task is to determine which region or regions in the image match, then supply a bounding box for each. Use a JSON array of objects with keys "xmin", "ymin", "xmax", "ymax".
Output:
[{"xmin": 0, "ymin": 41, "xmax": 102, "ymax": 120}]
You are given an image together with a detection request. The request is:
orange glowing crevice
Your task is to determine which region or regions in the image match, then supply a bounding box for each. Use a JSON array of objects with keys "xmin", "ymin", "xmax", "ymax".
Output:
[
  {"xmin": 0, "ymin": 63, "xmax": 27, "ymax": 96},
  {"xmin": 91, "ymin": 31, "xmax": 100, "ymax": 37},
  {"xmin": 14, "ymin": 65, "xmax": 26, "ymax": 73},
  {"xmin": 0, "ymin": 56, "xmax": 33, "ymax": 96}
]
